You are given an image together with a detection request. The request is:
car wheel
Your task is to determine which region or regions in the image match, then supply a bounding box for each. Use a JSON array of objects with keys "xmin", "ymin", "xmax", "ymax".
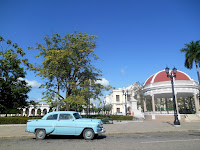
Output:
[
  {"xmin": 83, "ymin": 129, "xmax": 94, "ymax": 140},
  {"xmin": 35, "ymin": 129, "xmax": 46, "ymax": 140}
]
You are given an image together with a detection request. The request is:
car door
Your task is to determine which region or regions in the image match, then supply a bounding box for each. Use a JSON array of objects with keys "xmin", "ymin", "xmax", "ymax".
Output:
[
  {"xmin": 45, "ymin": 114, "xmax": 58, "ymax": 134},
  {"xmin": 55, "ymin": 113, "xmax": 75, "ymax": 135}
]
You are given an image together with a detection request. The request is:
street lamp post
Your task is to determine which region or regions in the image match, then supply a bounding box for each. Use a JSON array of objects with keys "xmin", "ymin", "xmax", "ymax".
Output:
[
  {"xmin": 165, "ymin": 67, "xmax": 180, "ymax": 126},
  {"xmin": 122, "ymin": 89, "xmax": 128, "ymax": 116}
]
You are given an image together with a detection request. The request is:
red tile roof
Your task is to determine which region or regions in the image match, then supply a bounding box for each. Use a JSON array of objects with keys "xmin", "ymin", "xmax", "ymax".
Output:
[{"xmin": 144, "ymin": 70, "xmax": 191, "ymax": 85}]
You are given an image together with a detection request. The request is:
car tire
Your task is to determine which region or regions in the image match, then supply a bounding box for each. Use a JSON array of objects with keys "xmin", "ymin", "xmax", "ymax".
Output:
[
  {"xmin": 35, "ymin": 129, "xmax": 46, "ymax": 140},
  {"xmin": 83, "ymin": 129, "xmax": 94, "ymax": 140}
]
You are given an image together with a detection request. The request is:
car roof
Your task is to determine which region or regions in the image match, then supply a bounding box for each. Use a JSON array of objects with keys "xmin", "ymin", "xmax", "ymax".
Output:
[
  {"xmin": 47, "ymin": 111, "xmax": 77, "ymax": 115},
  {"xmin": 42, "ymin": 111, "xmax": 78, "ymax": 119}
]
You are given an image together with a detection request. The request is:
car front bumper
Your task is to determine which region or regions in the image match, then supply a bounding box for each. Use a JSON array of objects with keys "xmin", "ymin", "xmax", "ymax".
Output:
[
  {"xmin": 96, "ymin": 127, "xmax": 106, "ymax": 134},
  {"xmin": 25, "ymin": 129, "xmax": 30, "ymax": 133}
]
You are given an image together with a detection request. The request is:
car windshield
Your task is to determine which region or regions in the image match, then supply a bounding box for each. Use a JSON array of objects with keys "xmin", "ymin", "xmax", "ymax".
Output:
[{"xmin": 73, "ymin": 113, "xmax": 82, "ymax": 119}]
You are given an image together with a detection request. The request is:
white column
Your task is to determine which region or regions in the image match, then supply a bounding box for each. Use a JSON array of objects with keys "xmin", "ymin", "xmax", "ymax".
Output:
[
  {"xmin": 152, "ymin": 95, "xmax": 156, "ymax": 113},
  {"xmin": 47, "ymin": 108, "xmax": 50, "ymax": 113},
  {"xmin": 23, "ymin": 109, "xmax": 25, "ymax": 116},
  {"xmin": 143, "ymin": 98, "xmax": 147, "ymax": 112},
  {"xmin": 163, "ymin": 98, "xmax": 166, "ymax": 111},
  {"xmin": 35, "ymin": 109, "xmax": 37, "ymax": 116},
  {"xmin": 175, "ymin": 93, "xmax": 179, "ymax": 114},
  {"xmin": 194, "ymin": 94, "xmax": 199, "ymax": 114},
  {"xmin": 41, "ymin": 109, "xmax": 44, "ymax": 116},
  {"xmin": 28, "ymin": 108, "xmax": 31, "ymax": 116}
]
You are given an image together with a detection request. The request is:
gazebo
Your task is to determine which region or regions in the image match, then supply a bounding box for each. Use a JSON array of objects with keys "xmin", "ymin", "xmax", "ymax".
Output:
[{"xmin": 143, "ymin": 70, "xmax": 199, "ymax": 121}]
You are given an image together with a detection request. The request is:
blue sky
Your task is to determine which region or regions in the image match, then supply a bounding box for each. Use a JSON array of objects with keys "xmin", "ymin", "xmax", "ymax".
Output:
[{"xmin": 1, "ymin": 0, "xmax": 200, "ymax": 102}]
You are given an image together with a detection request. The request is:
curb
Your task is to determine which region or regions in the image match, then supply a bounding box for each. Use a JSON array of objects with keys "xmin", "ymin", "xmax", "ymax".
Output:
[
  {"xmin": 104, "ymin": 129, "xmax": 200, "ymax": 135},
  {"xmin": 0, "ymin": 124, "xmax": 26, "ymax": 127}
]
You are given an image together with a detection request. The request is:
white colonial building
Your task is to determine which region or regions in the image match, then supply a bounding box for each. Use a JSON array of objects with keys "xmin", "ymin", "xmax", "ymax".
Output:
[
  {"xmin": 105, "ymin": 83, "xmax": 144, "ymax": 119},
  {"xmin": 20, "ymin": 103, "xmax": 50, "ymax": 116}
]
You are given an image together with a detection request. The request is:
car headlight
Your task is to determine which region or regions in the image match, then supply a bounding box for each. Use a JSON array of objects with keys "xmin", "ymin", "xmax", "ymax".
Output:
[
  {"xmin": 97, "ymin": 123, "xmax": 101, "ymax": 127},
  {"xmin": 97, "ymin": 121, "xmax": 103, "ymax": 127}
]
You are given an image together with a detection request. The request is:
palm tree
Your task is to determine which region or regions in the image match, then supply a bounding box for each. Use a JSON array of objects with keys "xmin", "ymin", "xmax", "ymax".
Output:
[{"xmin": 180, "ymin": 40, "xmax": 200, "ymax": 84}]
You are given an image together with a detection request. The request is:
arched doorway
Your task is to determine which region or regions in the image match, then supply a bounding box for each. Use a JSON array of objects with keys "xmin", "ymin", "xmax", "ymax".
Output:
[
  {"xmin": 43, "ymin": 109, "xmax": 47, "ymax": 115},
  {"xmin": 31, "ymin": 109, "xmax": 35, "ymax": 116},
  {"xmin": 37, "ymin": 109, "xmax": 41, "ymax": 116},
  {"xmin": 25, "ymin": 108, "xmax": 29, "ymax": 116}
]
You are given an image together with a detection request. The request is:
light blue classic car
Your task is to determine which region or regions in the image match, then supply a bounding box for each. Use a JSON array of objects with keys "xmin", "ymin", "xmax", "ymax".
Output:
[{"xmin": 25, "ymin": 111, "xmax": 106, "ymax": 140}]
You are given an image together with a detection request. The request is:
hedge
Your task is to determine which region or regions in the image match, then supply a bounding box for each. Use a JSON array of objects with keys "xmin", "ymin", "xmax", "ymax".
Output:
[
  {"xmin": 0, "ymin": 115, "xmax": 133, "ymax": 124},
  {"xmin": 0, "ymin": 116, "xmax": 42, "ymax": 124},
  {"xmin": 82, "ymin": 115, "xmax": 133, "ymax": 120}
]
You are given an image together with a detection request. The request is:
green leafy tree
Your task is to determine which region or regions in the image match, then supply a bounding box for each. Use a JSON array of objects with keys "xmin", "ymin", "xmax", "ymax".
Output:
[
  {"xmin": 132, "ymin": 82, "xmax": 144, "ymax": 110},
  {"xmin": 28, "ymin": 100, "xmax": 39, "ymax": 109},
  {"xmin": 102, "ymin": 104, "xmax": 113, "ymax": 115},
  {"xmin": 29, "ymin": 32, "xmax": 112, "ymax": 111},
  {"xmin": 0, "ymin": 36, "xmax": 31, "ymax": 115},
  {"xmin": 180, "ymin": 40, "xmax": 200, "ymax": 84}
]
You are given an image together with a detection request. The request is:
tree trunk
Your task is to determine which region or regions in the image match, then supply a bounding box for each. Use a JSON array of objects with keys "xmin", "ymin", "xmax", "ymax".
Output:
[
  {"xmin": 56, "ymin": 78, "xmax": 60, "ymax": 111},
  {"xmin": 195, "ymin": 61, "xmax": 200, "ymax": 85},
  {"xmin": 65, "ymin": 89, "xmax": 70, "ymax": 111},
  {"xmin": 195, "ymin": 61, "xmax": 200, "ymax": 111}
]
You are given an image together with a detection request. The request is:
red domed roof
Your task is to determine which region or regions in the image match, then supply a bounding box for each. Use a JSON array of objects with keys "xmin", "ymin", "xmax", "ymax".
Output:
[{"xmin": 144, "ymin": 70, "xmax": 191, "ymax": 85}]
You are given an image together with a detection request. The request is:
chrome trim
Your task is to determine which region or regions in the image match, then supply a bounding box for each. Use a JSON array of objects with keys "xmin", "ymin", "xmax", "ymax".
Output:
[
  {"xmin": 30, "ymin": 125, "xmax": 90, "ymax": 128},
  {"xmin": 25, "ymin": 129, "xmax": 30, "ymax": 132},
  {"xmin": 96, "ymin": 128, "xmax": 106, "ymax": 134}
]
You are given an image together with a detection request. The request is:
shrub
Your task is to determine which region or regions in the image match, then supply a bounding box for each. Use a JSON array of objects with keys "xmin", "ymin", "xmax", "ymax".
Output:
[
  {"xmin": 81, "ymin": 114, "xmax": 133, "ymax": 120},
  {"xmin": 0, "ymin": 114, "xmax": 133, "ymax": 124},
  {"xmin": 0, "ymin": 116, "xmax": 42, "ymax": 124}
]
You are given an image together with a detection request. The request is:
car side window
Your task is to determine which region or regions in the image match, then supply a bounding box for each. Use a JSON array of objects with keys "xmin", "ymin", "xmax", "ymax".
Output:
[
  {"xmin": 59, "ymin": 114, "xmax": 73, "ymax": 120},
  {"xmin": 46, "ymin": 114, "xmax": 58, "ymax": 120}
]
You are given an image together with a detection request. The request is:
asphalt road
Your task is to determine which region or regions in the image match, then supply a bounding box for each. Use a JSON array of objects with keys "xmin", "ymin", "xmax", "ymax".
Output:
[{"xmin": 1, "ymin": 132, "xmax": 200, "ymax": 150}]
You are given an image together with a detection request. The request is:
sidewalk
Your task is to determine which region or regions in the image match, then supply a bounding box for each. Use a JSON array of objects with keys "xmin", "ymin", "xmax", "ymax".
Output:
[
  {"xmin": 0, "ymin": 121, "xmax": 200, "ymax": 138},
  {"xmin": 105, "ymin": 120, "xmax": 200, "ymax": 134}
]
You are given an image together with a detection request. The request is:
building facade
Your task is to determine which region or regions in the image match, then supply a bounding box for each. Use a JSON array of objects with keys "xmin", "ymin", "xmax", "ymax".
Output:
[
  {"xmin": 20, "ymin": 103, "xmax": 50, "ymax": 116},
  {"xmin": 105, "ymin": 83, "xmax": 144, "ymax": 118}
]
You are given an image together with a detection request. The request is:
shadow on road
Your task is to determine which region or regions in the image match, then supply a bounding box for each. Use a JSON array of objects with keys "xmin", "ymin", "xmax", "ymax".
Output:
[
  {"xmin": 188, "ymin": 132, "xmax": 200, "ymax": 137},
  {"xmin": 33, "ymin": 135, "xmax": 107, "ymax": 140},
  {"xmin": 165, "ymin": 122, "xmax": 174, "ymax": 126}
]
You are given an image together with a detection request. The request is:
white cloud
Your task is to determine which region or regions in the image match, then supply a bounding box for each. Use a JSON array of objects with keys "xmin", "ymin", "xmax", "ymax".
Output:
[
  {"xmin": 18, "ymin": 78, "xmax": 41, "ymax": 88},
  {"xmin": 96, "ymin": 78, "xmax": 109, "ymax": 86},
  {"xmin": 121, "ymin": 68, "xmax": 125, "ymax": 74}
]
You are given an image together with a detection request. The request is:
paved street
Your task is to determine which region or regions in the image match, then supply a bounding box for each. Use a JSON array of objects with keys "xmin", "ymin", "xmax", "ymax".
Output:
[
  {"xmin": 1, "ymin": 121, "xmax": 200, "ymax": 150},
  {"xmin": 0, "ymin": 132, "xmax": 200, "ymax": 150},
  {"xmin": 1, "ymin": 121, "xmax": 200, "ymax": 138}
]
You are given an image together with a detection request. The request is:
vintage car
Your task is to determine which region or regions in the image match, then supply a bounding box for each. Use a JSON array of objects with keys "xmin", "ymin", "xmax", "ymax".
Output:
[{"xmin": 25, "ymin": 111, "xmax": 105, "ymax": 140}]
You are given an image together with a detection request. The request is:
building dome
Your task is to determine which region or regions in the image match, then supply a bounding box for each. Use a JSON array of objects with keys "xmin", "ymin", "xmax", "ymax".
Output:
[{"xmin": 144, "ymin": 70, "xmax": 192, "ymax": 85}]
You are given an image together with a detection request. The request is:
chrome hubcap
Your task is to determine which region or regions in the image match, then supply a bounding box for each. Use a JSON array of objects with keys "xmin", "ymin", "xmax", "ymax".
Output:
[
  {"xmin": 38, "ymin": 131, "xmax": 44, "ymax": 137},
  {"xmin": 86, "ymin": 131, "xmax": 92, "ymax": 138}
]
